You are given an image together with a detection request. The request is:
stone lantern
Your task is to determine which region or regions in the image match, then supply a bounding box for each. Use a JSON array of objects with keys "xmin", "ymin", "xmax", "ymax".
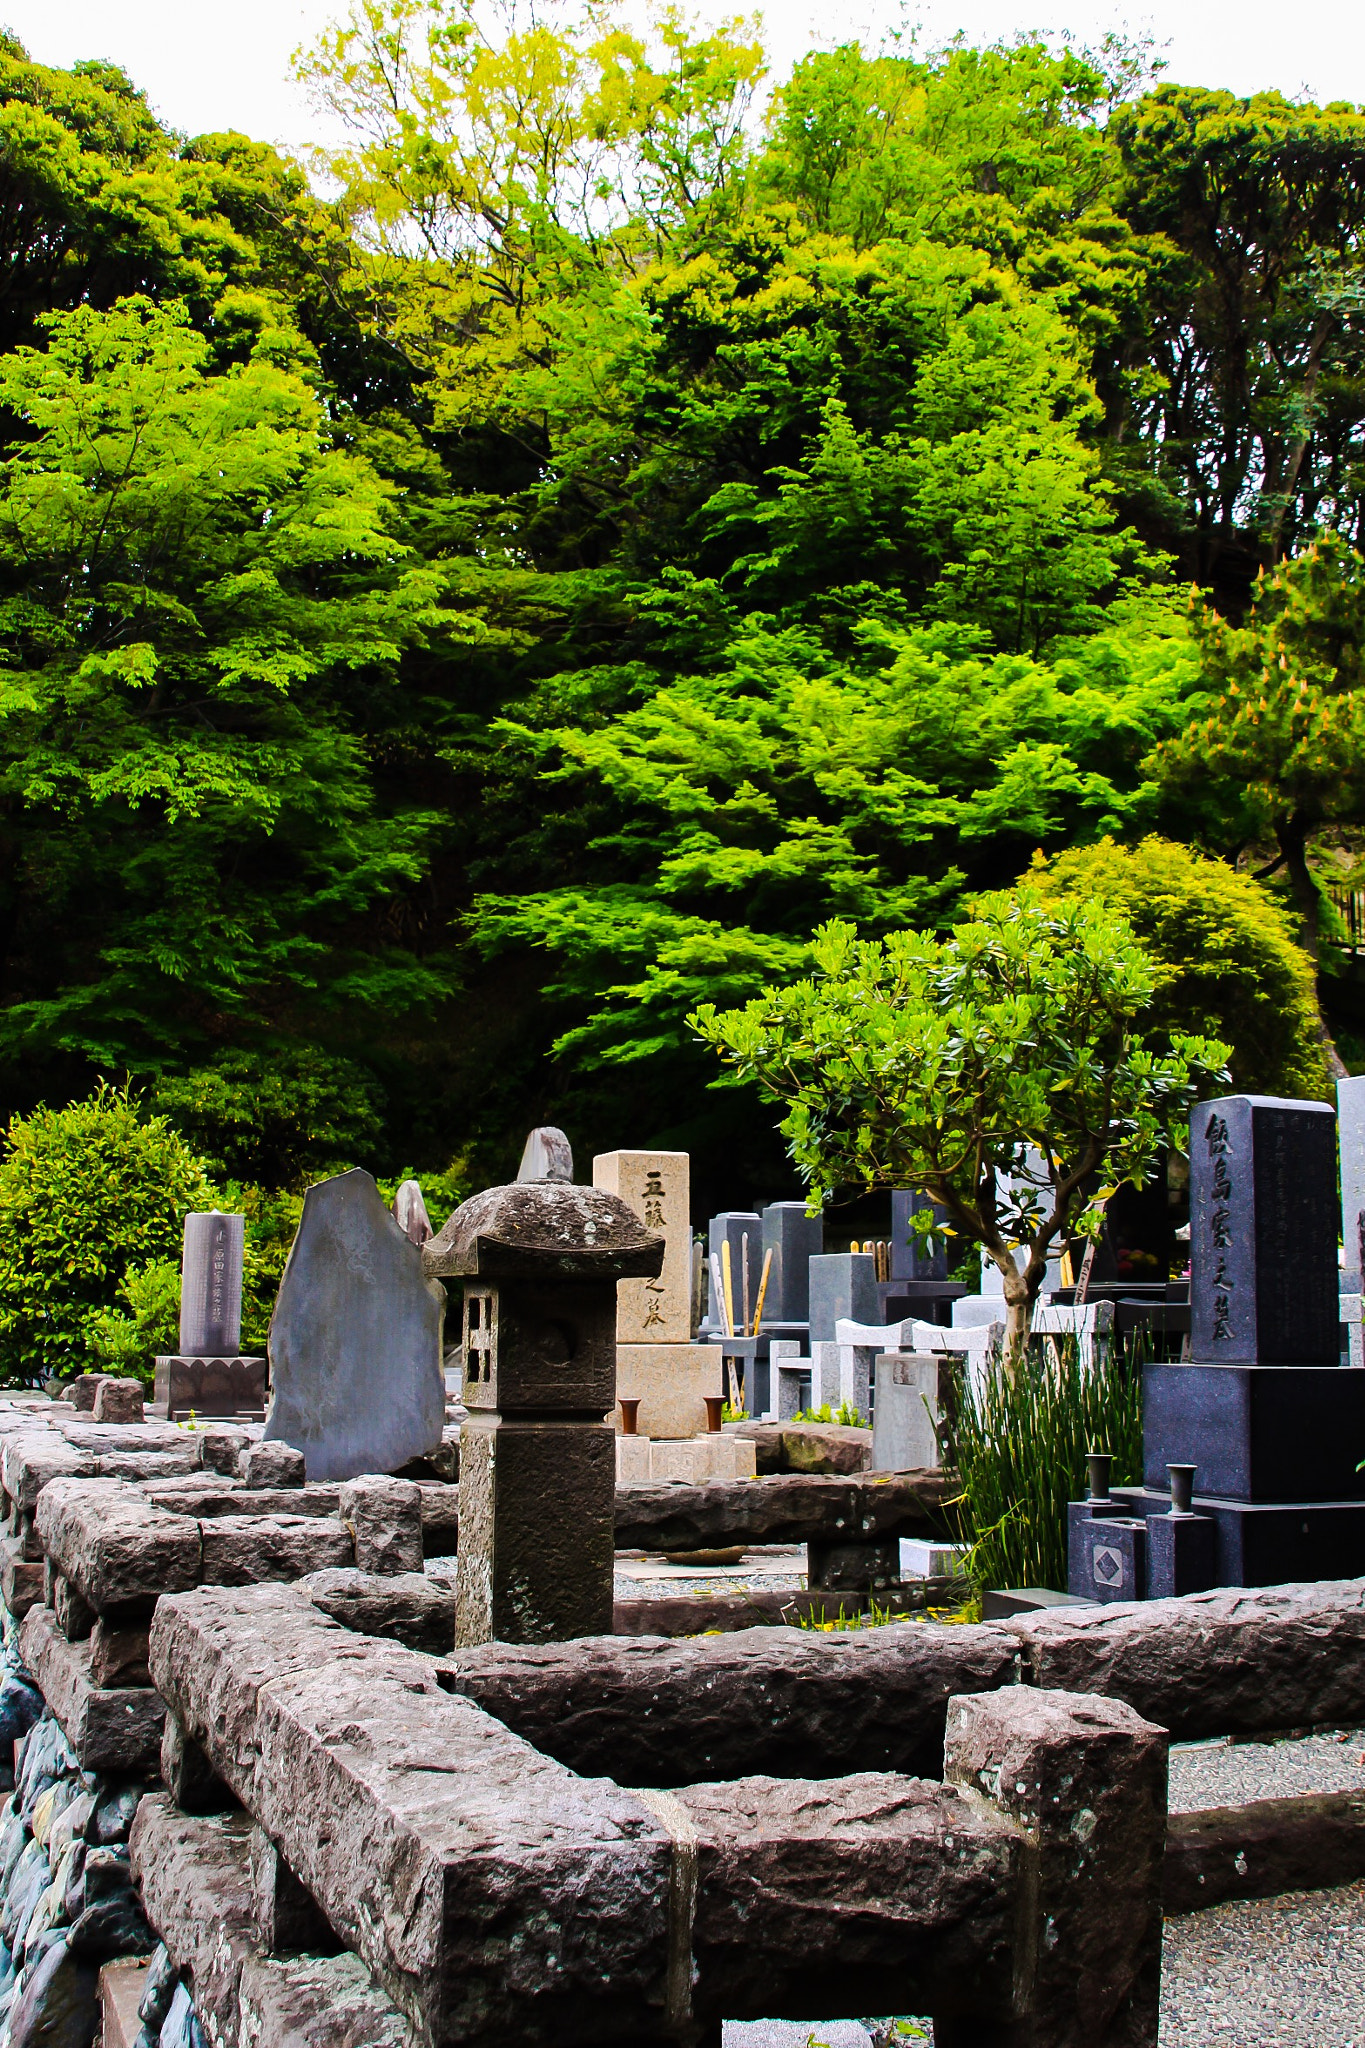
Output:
[{"xmin": 424, "ymin": 1176, "xmax": 664, "ymax": 1646}]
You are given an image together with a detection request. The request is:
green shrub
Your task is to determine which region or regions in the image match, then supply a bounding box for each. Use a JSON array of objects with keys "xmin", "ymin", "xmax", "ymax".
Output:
[
  {"xmin": 0, "ymin": 1085, "xmax": 213, "ymax": 1385},
  {"xmin": 153, "ymin": 1047, "xmax": 385, "ymax": 1191},
  {"xmin": 942, "ymin": 1336, "xmax": 1143, "ymax": 1593},
  {"xmin": 88, "ymin": 1259, "xmax": 182, "ymax": 1382}
]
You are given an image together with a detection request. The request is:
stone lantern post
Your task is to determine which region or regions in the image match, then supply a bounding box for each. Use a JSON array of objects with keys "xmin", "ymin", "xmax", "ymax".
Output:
[{"xmin": 424, "ymin": 1176, "xmax": 664, "ymax": 1646}]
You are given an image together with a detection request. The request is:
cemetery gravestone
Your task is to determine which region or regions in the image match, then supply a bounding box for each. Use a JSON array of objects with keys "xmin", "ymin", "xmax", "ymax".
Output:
[
  {"xmin": 263, "ymin": 1169, "xmax": 447, "ymax": 1483},
  {"xmin": 517, "ymin": 1127, "xmax": 573, "ymax": 1183},
  {"xmin": 153, "ymin": 1212, "xmax": 266, "ymax": 1421},
  {"xmin": 392, "ymin": 1181, "xmax": 432, "ymax": 1249},
  {"xmin": 870, "ymin": 1355, "xmax": 944, "ymax": 1472},
  {"xmin": 1069, "ymin": 1093, "xmax": 1365, "ymax": 1599},
  {"xmin": 593, "ymin": 1150, "xmax": 719, "ymax": 1439},
  {"xmin": 424, "ymin": 1176, "xmax": 664, "ymax": 1645}
]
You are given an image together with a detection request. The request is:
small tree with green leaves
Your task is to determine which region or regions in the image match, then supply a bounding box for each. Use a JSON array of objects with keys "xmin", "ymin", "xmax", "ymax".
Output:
[{"xmin": 692, "ymin": 896, "xmax": 1229, "ymax": 1367}]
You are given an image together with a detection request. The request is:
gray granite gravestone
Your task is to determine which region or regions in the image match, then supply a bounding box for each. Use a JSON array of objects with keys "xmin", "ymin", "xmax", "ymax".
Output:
[
  {"xmin": 181, "ymin": 1212, "xmax": 244, "ymax": 1355},
  {"xmin": 1339, "ymin": 1074, "xmax": 1365, "ymax": 1290},
  {"xmin": 264, "ymin": 1168, "xmax": 446, "ymax": 1482},
  {"xmin": 808, "ymin": 1252, "xmax": 879, "ymax": 1345},
  {"xmin": 760, "ymin": 1201, "xmax": 824, "ymax": 1324}
]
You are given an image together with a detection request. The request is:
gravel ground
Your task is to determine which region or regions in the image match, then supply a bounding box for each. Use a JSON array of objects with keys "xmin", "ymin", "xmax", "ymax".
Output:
[
  {"xmin": 1169, "ymin": 1727, "xmax": 1365, "ymax": 1810},
  {"xmin": 1160, "ymin": 1879, "xmax": 1365, "ymax": 2045}
]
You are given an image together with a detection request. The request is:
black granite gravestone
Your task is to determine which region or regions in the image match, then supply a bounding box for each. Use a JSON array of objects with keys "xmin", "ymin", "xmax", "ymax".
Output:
[{"xmin": 1068, "ymin": 1092, "xmax": 1365, "ymax": 1601}]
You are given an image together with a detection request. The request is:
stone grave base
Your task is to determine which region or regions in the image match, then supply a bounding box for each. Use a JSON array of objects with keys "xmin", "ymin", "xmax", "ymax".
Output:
[
  {"xmin": 615, "ymin": 1433, "xmax": 758, "ymax": 1483},
  {"xmin": 153, "ymin": 1354, "xmax": 267, "ymax": 1421},
  {"xmin": 1112, "ymin": 1485, "xmax": 1365, "ymax": 1591},
  {"xmin": 615, "ymin": 1341, "xmax": 723, "ymax": 1438}
]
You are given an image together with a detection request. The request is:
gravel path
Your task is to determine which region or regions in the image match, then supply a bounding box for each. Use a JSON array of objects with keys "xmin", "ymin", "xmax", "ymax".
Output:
[
  {"xmin": 1169, "ymin": 1728, "xmax": 1365, "ymax": 1811},
  {"xmin": 1160, "ymin": 1878, "xmax": 1365, "ymax": 2044}
]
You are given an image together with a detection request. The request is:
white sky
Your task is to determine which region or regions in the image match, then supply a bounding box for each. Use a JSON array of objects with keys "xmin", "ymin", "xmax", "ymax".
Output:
[{"xmin": 2, "ymin": 0, "xmax": 1361, "ymax": 159}]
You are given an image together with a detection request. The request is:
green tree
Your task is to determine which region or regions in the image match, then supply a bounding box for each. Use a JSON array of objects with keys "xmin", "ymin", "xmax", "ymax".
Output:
[
  {"xmin": 692, "ymin": 898, "xmax": 1227, "ymax": 1362},
  {"xmin": 1024, "ymin": 835, "xmax": 1329, "ymax": 1098},
  {"xmin": 0, "ymin": 1084, "xmax": 212, "ymax": 1383}
]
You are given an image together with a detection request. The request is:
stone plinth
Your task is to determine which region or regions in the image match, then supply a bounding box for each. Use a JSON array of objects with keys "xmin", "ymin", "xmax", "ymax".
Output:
[
  {"xmin": 154, "ymin": 1355, "xmax": 266, "ymax": 1420},
  {"xmin": 615, "ymin": 1340, "xmax": 720, "ymax": 1438},
  {"xmin": 265, "ymin": 1169, "xmax": 447, "ymax": 1484},
  {"xmin": 593, "ymin": 1149, "xmax": 692, "ymax": 1342}
]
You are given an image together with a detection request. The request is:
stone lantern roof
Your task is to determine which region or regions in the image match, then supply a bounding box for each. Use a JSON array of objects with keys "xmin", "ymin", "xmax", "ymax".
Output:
[{"xmin": 423, "ymin": 1179, "xmax": 665, "ymax": 1282}]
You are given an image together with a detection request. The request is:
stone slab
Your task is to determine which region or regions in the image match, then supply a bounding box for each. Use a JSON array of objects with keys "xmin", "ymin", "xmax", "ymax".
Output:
[
  {"xmin": 674, "ymin": 1772, "xmax": 1015, "ymax": 2027},
  {"xmin": 148, "ymin": 1584, "xmax": 671, "ymax": 2046},
  {"xmin": 18, "ymin": 1606, "xmax": 165, "ymax": 1770},
  {"xmin": 142, "ymin": 1482, "xmax": 342, "ymax": 1520},
  {"xmin": 265, "ymin": 1168, "xmax": 447, "ymax": 1484},
  {"xmin": 1164, "ymin": 1788, "xmax": 1365, "ymax": 1914},
  {"xmin": 611, "ymin": 1584, "xmax": 959, "ymax": 1638},
  {"xmin": 1141, "ymin": 1363, "xmax": 1365, "ymax": 1503},
  {"xmin": 438, "ymin": 1620, "xmax": 1019, "ymax": 1786},
  {"xmin": 870, "ymin": 1355, "xmax": 944, "ymax": 1473},
  {"xmin": 593, "ymin": 1150, "xmax": 692, "ymax": 1344},
  {"xmin": 130, "ymin": 1793, "xmax": 266, "ymax": 2028},
  {"xmin": 615, "ymin": 1342, "xmax": 721, "ymax": 1440},
  {"xmin": 760, "ymin": 1203, "xmax": 824, "ymax": 1325},
  {"xmin": 198, "ymin": 1515, "xmax": 354, "ymax": 1587},
  {"xmin": 238, "ymin": 1954, "xmax": 419, "ymax": 2048},
  {"xmin": 154, "ymin": 1355, "xmax": 266, "ymax": 1419},
  {"xmin": 303, "ymin": 1569, "xmax": 455, "ymax": 1654},
  {"xmin": 722, "ymin": 1423, "xmax": 872, "ymax": 1477},
  {"xmin": 1008, "ymin": 1577, "xmax": 1365, "ymax": 1742},
  {"xmin": 98, "ymin": 1959, "xmax": 149, "ymax": 2048},
  {"xmin": 36, "ymin": 1479, "xmax": 202, "ymax": 1612},
  {"xmin": 612, "ymin": 1470, "xmax": 954, "ymax": 1551}
]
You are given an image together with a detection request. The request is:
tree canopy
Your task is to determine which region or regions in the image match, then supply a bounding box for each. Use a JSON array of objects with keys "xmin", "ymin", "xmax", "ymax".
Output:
[{"xmin": 0, "ymin": 11, "xmax": 1356, "ymax": 1214}]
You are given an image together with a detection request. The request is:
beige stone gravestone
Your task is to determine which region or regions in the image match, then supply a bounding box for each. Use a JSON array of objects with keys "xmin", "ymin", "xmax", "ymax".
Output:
[{"xmin": 593, "ymin": 1148, "xmax": 721, "ymax": 1438}]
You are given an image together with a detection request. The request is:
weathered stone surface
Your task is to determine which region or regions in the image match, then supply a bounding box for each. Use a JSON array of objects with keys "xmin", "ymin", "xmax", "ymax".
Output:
[
  {"xmin": 52, "ymin": 1573, "xmax": 95, "ymax": 1644},
  {"xmin": 240, "ymin": 1441, "xmax": 306, "ymax": 1489},
  {"xmin": 942, "ymin": 1687, "xmax": 1166, "ymax": 2048},
  {"xmin": 88, "ymin": 1449, "xmax": 202, "ymax": 1483},
  {"xmin": 17, "ymin": 1608, "xmax": 165, "ymax": 1771},
  {"xmin": 144, "ymin": 1482, "xmax": 340, "ymax": 1521},
  {"xmin": 180, "ymin": 1211, "xmax": 246, "ymax": 1356},
  {"xmin": 92, "ymin": 1379, "xmax": 145, "ymax": 1427},
  {"xmin": 154, "ymin": 1353, "xmax": 267, "ymax": 1420},
  {"xmin": 89, "ymin": 1621, "xmax": 152, "ymax": 1689},
  {"xmin": 238, "ymin": 1953, "xmax": 419, "ymax": 2048},
  {"xmin": 129, "ymin": 1794, "xmax": 258, "ymax": 2025},
  {"xmin": 59, "ymin": 1422, "xmax": 194, "ymax": 1456},
  {"xmin": 265, "ymin": 1169, "xmax": 447, "ymax": 1484},
  {"xmin": 2, "ymin": 1539, "xmax": 45, "ymax": 1619},
  {"xmin": 1165, "ymin": 1789, "xmax": 1365, "ymax": 1914},
  {"xmin": 36, "ymin": 1480, "xmax": 201, "ymax": 1612},
  {"xmin": 1008, "ymin": 1578, "xmax": 1365, "ymax": 1742},
  {"xmin": 418, "ymin": 1483, "xmax": 458, "ymax": 1556},
  {"xmin": 303, "ymin": 1570, "xmax": 455, "ymax": 1654},
  {"xmin": 199, "ymin": 1426, "xmax": 255, "ymax": 1477},
  {"xmin": 725, "ymin": 1422, "xmax": 873, "ymax": 1476},
  {"xmin": 611, "ymin": 1584, "xmax": 957, "ymax": 1638},
  {"xmin": 592, "ymin": 1149, "xmax": 692, "ymax": 1344},
  {"xmin": 3, "ymin": 1436, "xmax": 93, "ymax": 1512},
  {"xmin": 98, "ymin": 1958, "xmax": 147, "ymax": 2048},
  {"xmin": 674, "ymin": 1772, "xmax": 1016, "ymax": 2027},
  {"xmin": 438, "ymin": 1621, "xmax": 1020, "ymax": 1786},
  {"xmin": 6, "ymin": 1934, "xmax": 100, "ymax": 2048},
  {"xmin": 338, "ymin": 1477, "xmax": 423, "ymax": 1576},
  {"xmin": 161, "ymin": 1711, "xmax": 232, "ymax": 1816},
  {"xmin": 613, "ymin": 1469, "xmax": 953, "ymax": 1551},
  {"xmin": 455, "ymin": 1417, "xmax": 615, "ymax": 1647},
  {"xmin": 198, "ymin": 1516, "xmax": 353, "ymax": 1587},
  {"xmin": 68, "ymin": 1377, "xmax": 103, "ymax": 1415},
  {"xmin": 427, "ymin": 1179, "xmax": 663, "ymax": 1284},
  {"xmin": 249, "ymin": 1823, "xmax": 339, "ymax": 1956},
  {"xmin": 149, "ymin": 1584, "xmax": 671, "ymax": 2046}
]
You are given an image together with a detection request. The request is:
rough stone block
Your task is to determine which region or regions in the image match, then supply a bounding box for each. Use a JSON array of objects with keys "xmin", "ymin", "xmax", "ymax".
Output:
[
  {"xmin": 249, "ymin": 1823, "xmax": 340, "ymax": 1955},
  {"xmin": 36, "ymin": 1480, "xmax": 202, "ymax": 1613},
  {"xmin": 129, "ymin": 1794, "xmax": 258, "ymax": 2023},
  {"xmin": 149, "ymin": 1584, "xmax": 671, "ymax": 2046},
  {"xmin": 613, "ymin": 1470, "xmax": 953, "ymax": 1552},
  {"xmin": 337, "ymin": 1477, "xmax": 423, "ymax": 1576},
  {"xmin": 17, "ymin": 1607, "xmax": 165, "ymax": 1771},
  {"xmin": 198, "ymin": 1516, "xmax": 354, "ymax": 1587},
  {"xmin": 1, "ymin": 1539, "xmax": 45, "ymax": 1620},
  {"xmin": 89, "ymin": 1620, "xmax": 152, "ymax": 1689},
  {"xmin": 672, "ymin": 1772, "xmax": 1016, "ymax": 2027},
  {"xmin": 238, "ymin": 1954, "xmax": 419, "ymax": 2048},
  {"xmin": 199, "ymin": 1426, "xmax": 256, "ymax": 1477},
  {"xmin": 418, "ymin": 1482, "xmax": 458, "ymax": 1557},
  {"xmin": 455, "ymin": 1418, "xmax": 614, "ymax": 1647},
  {"xmin": 50, "ymin": 1570, "xmax": 95, "ymax": 1644},
  {"xmin": 942, "ymin": 1687, "xmax": 1166, "ymax": 2048},
  {"xmin": 240, "ymin": 1442, "xmax": 306, "ymax": 1490},
  {"xmin": 92, "ymin": 1379, "xmax": 145, "ymax": 1427},
  {"xmin": 161, "ymin": 1711, "xmax": 233, "ymax": 1816},
  {"xmin": 98, "ymin": 1958, "xmax": 148, "ymax": 2048},
  {"xmin": 806, "ymin": 1536, "xmax": 901, "ymax": 1592},
  {"xmin": 145, "ymin": 1481, "xmax": 339, "ymax": 1521},
  {"xmin": 303, "ymin": 1569, "xmax": 455, "ymax": 1655},
  {"xmin": 2, "ymin": 1435, "xmax": 93, "ymax": 1513},
  {"xmin": 1007, "ymin": 1577, "xmax": 1365, "ymax": 1742},
  {"xmin": 1165, "ymin": 1789, "xmax": 1365, "ymax": 1914},
  {"xmin": 438, "ymin": 1620, "xmax": 1020, "ymax": 1786},
  {"xmin": 69, "ymin": 1376, "xmax": 105, "ymax": 1415}
]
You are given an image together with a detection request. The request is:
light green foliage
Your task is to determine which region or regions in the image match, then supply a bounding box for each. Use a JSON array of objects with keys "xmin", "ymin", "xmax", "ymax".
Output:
[
  {"xmin": 794, "ymin": 1401, "xmax": 866, "ymax": 1427},
  {"xmin": 1026, "ymin": 836, "xmax": 1329, "ymax": 1098},
  {"xmin": 0, "ymin": 1084, "xmax": 213, "ymax": 1384},
  {"xmin": 88, "ymin": 1258, "xmax": 181, "ymax": 1383},
  {"xmin": 693, "ymin": 896, "xmax": 1228, "ymax": 1354},
  {"xmin": 944, "ymin": 1336, "xmax": 1143, "ymax": 1592}
]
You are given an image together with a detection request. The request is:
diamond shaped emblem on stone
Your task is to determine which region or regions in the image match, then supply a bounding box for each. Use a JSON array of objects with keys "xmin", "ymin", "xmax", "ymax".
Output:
[{"xmin": 1092, "ymin": 1544, "xmax": 1124, "ymax": 1587}]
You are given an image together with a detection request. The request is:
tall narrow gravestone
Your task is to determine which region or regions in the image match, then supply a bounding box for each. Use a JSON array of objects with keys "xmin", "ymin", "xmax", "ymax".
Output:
[
  {"xmin": 264, "ymin": 1170, "xmax": 447, "ymax": 1482},
  {"xmin": 1069, "ymin": 1094, "xmax": 1365, "ymax": 1600},
  {"xmin": 424, "ymin": 1175, "xmax": 664, "ymax": 1646},
  {"xmin": 154, "ymin": 1212, "xmax": 266, "ymax": 1420},
  {"xmin": 593, "ymin": 1149, "xmax": 719, "ymax": 1438}
]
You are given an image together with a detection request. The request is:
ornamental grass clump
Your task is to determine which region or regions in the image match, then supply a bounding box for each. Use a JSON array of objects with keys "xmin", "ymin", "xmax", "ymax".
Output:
[{"xmin": 942, "ymin": 1334, "xmax": 1143, "ymax": 1594}]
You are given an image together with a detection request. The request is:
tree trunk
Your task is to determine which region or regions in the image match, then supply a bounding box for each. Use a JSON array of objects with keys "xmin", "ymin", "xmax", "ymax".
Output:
[
  {"xmin": 1276, "ymin": 812, "xmax": 1348, "ymax": 1080},
  {"xmin": 997, "ymin": 1261, "xmax": 1035, "ymax": 1380}
]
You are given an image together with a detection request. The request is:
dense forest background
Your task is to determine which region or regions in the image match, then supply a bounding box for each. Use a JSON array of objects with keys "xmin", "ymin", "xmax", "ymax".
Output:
[{"xmin": 1, "ymin": 1, "xmax": 1364, "ymax": 1221}]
